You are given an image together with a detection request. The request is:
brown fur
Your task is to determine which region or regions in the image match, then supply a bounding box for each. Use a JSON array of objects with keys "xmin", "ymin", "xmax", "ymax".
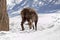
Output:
[{"xmin": 20, "ymin": 7, "xmax": 38, "ymax": 31}]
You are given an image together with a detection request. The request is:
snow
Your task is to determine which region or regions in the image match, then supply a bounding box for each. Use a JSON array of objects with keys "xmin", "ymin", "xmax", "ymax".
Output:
[
  {"xmin": 0, "ymin": 13, "xmax": 60, "ymax": 40},
  {"xmin": 0, "ymin": 0, "xmax": 60, "ymax": 40},
  {"xmin": 7, "ymin": 0, "xmax": 22, "ymax": 5}
]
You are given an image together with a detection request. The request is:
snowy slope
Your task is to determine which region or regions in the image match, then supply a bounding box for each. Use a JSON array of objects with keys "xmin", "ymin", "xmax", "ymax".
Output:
[
  {"xmin": 0, "ymin": 0, "xmax": 60, "ymax": 40},
  {"xmin": 0, "ymin": 13, "xmax": 60, "ymax": 40}
]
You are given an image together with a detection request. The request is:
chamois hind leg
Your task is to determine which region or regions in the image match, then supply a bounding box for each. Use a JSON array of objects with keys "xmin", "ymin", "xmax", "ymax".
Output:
[
  {"xmin": 21, "ymin": 18, "xmax": 26, "ymax": 31},
  {"xmin": 35, "ymin": 20, "xmax": 38, "ymax": 30}
]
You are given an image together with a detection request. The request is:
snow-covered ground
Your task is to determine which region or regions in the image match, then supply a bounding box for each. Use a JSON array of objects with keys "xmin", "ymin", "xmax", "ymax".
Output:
[{"xmin": 0, "ymin": 13, "xmax": 60, "ymax": 40}]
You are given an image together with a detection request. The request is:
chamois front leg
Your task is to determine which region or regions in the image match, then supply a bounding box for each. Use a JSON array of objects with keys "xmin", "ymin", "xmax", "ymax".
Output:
[{"xmin": 28, "ymin": 19, "xmax": 33, "ymax": 29}]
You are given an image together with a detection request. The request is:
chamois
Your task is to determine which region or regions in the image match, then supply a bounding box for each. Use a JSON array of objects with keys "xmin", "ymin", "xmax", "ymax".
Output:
[{"xmin": 20, "ymin": 7, "xmax": 38, "ymax": 31}]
